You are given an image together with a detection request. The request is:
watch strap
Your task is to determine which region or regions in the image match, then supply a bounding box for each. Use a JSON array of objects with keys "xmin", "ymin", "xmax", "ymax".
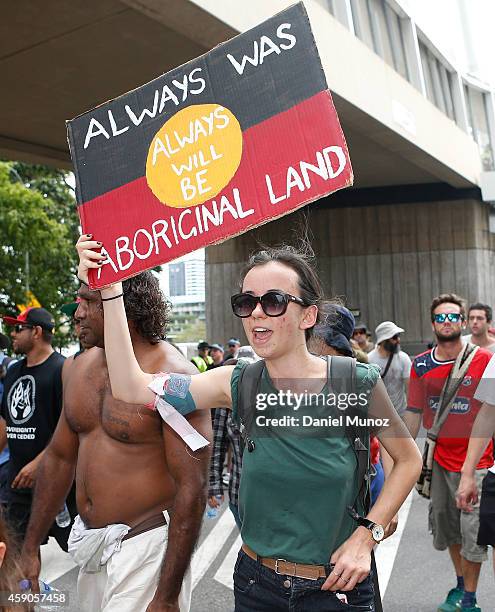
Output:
[
  {"xmin": 359, "ymin": 517, "xmax": 375, "ymax": 530},
  {"xmin": 347, "ymin": 505, "xmax": 376, "ymax": 531}
]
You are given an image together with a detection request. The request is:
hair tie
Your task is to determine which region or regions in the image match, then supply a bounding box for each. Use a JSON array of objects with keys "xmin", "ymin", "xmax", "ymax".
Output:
[{"xmin": 101, "ymin": 293, "xmax": 124, "ymax": 302}]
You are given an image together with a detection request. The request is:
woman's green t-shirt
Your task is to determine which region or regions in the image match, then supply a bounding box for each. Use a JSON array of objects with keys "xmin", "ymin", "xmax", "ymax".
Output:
[{"xmin": 231, "ymin": 360, "xmax": 380, "ymax": 565}]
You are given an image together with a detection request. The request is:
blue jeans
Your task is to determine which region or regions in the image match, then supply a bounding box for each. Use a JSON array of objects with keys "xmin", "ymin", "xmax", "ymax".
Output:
[{"xmin": 233, "ymin": 550, "xmax": 374, "ymax": 611}]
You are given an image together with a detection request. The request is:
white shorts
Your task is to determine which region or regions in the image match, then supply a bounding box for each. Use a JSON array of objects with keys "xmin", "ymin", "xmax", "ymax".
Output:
[{"xmin": 77, "ymin": 517, "xmax": 191, "ymax": 612}]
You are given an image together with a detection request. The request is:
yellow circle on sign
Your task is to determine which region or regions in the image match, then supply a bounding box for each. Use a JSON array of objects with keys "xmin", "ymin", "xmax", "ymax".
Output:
[{"xmin": 146, "ymin": 104, "xmax": 243, "ymax": 208}]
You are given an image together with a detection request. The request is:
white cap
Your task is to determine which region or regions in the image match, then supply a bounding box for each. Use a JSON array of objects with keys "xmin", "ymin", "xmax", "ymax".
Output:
[{"xmin": 375, "ymin": 321, "xmax": 405, "ymax": 345}]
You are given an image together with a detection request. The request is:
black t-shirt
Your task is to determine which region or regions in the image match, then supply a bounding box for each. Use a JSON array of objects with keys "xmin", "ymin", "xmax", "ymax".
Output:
[{"xmin": 0, "ymin": 351, "xmax": 65, "ymax": 502}]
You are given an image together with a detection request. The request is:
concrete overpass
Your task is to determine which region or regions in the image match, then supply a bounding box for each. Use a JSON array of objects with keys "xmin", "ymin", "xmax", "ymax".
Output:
[{"xmin": 3, "ymin": 0, "xmax": 495, "ymax": 350}]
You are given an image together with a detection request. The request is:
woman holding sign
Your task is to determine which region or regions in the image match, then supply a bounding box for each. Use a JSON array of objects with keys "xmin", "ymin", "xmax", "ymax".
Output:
[{"xmin": 77, "ymin": 236, "xmax": 421, "ymax": 611}]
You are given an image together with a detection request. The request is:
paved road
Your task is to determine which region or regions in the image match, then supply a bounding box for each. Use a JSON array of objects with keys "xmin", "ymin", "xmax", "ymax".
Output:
[{"xmin": 43, "ymin": 492, "xmax": 495, "ymax": 611}]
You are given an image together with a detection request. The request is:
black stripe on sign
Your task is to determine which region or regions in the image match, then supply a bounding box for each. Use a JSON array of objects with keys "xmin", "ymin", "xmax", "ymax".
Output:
[{"xmin": 67, "ymin": 2, "xmax": 327, "ymax": 204}]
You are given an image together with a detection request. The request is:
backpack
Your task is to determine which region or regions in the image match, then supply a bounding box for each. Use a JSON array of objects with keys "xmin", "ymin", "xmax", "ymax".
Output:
[
  {"xmin": 236, "ymin": 356, "xmax": 371, "ymax": 511},
  {"xmin": 236, "ymin": 355, "xmax": 383, "ymax": 611}
]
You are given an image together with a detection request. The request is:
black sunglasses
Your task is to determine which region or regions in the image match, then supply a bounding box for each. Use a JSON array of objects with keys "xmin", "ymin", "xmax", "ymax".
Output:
[
  {"xmin": 231, "ymin": 291, "xmax": 306, "ymax": 318},
  {"xmin": 14, "ymin": 324, "xmax": 34, "ymax": 333}
]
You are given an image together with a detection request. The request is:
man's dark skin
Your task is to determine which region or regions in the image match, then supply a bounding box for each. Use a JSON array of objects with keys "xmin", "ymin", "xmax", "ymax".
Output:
[{"xmin": 21, "ymin": 285, "xmax": 211, "ymax": 611}]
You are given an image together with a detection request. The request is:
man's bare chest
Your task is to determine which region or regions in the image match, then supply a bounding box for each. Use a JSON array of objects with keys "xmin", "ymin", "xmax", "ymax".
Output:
[{"xmin": 64, "ymin": 363, "xmax": 161, "ymax": 443}]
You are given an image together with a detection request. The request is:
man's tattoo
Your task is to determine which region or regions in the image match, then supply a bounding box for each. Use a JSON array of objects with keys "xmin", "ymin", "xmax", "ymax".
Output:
[{"xmin": 104, "ymin": 413, "xmax": 130, "ymax": 428}]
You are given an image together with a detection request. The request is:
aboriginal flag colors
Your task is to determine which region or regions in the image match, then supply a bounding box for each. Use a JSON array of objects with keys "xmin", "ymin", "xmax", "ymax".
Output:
[{"xmin": 67, "ymin": 3, "xmax": 353, "ymax": 288}]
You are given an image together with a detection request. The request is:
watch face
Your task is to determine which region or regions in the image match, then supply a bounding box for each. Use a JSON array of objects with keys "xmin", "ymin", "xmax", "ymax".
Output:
[{"xmin": 372, "ymin": 524, "xmax": 385, "ymax": 542}]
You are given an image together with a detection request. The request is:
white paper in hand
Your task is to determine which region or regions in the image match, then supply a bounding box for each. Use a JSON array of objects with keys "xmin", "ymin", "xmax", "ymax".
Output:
[{"xmin": 148, "ymin": 376, "xmax": 209, "ymax": 451}]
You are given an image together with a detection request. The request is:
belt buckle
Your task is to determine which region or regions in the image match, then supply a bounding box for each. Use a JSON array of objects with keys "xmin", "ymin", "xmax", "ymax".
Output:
[{"xmin": 275, "ymin": 559, "xmax": 295, "ymax": 576}]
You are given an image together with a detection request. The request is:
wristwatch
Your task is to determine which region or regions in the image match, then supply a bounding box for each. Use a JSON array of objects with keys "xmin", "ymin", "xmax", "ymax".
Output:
[
  {"xmin": 347, "ymin": 506, "xmax": 385, "ymax": 543},
  {"xmin": 360, "ymin": 518, "xmax": 385, "ymax": 543}
]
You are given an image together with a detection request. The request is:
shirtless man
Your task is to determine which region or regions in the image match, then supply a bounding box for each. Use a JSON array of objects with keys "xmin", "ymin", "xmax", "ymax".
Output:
[{"xmin": 20, "ymin": 272, "xmax": 211, "ymax": 612}]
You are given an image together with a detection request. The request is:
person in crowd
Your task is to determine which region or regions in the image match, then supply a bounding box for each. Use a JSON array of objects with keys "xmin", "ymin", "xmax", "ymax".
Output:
[
  {"xmin": 0, "ymin": 307, "xmax": 76, "ymax": 551},
  {"xmin": 191, "ymin": 341, "xmax": 214, "ymax": 372},
  {"xmin": 78, "ymin": 236, "xmax": 422, "ymax": 612},
  {"xmin": 463, "ymin": 303, "xmax": 495, "ymax": 582},
  {"xmin": 464, "ymin": 303, "xmax": 495, "ymax": 353},
  {"xmin": 223, "ymin": 338, "xmax": 241, "ymax": 362},
  {"xmin": 19, "ymin": 272, "xmax": 210, "ymax": 612},
  {"xmin": 309, "ymin": 305, "xmax": 354, "ymax": 358},
  {"xmin": 404, "ymin": 294, "xmax": 493, "ymax": 612},
  {"xmin": 0, "ymin": 331, "xmax": 14, "ymax": 506},
  {"xmin": 208, "ymin": 352, "xmax": 251, "ymax": 530},
  {"xmin": 0, "ymin": 442, "xmax": 9, "ymax": 506},
  {"xmin": 236, "ymin": 346, "xmax": 259, "ymax": 361},
  {"xmin": 208, "ymin": 344, "xmax": 260, "ymax": 515},
  {"xmin": 456, "ymin": 351, "xmax": 495, "ymax": 582},
  {"xmin": 310, "ymin": 306, "xmax": 396, "ymax": 517},
  {"xmin": 352, "ymin": 322, "xmax": 374, "ymax": 353},
  {"xmin": 368, "ymin": 321, "xmax": 411, "ymax": 417},
  {"xmin": 209, "ymin": 344, "xmax": 225, "ymax": 367},
  {"xmin": 0, "ymin": 331, "xmax": 13, "ymax": 400},
  {"xmin": 0, "ymin": 509, "xmax": 23, "ymax": 611}
]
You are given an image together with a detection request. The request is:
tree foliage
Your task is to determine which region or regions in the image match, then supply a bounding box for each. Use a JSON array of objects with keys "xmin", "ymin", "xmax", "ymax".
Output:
[
  {"xmin": 169, "ymin": 316, "xmax": 206, "ymax": 343},
  {"xmin": 0, "ymin": 161, "xmax": 80, "ymax": 347}
]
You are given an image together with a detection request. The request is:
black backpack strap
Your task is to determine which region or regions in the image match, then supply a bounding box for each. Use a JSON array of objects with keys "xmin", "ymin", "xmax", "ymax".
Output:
[
  {"xmin": 236, "ymin": 360, "xmax": 265, "ymax": 452},
  {"xmin": 381, "ymin": 353, "xmax": 394, "ymax": 379},
  {"xmin": 371, "ymin": 550, "xmax": 383, "ymax": 612},
  {"xmin": 327, "ymin": 356, "xmax": 371, "ymax": 514},
  {"xmin": 327, "ymin": 354, "xmax": 356, "ymax": 395},
  {"xmin": 328, "ymin": 356, "xmax": 381, "ymax": 611}
]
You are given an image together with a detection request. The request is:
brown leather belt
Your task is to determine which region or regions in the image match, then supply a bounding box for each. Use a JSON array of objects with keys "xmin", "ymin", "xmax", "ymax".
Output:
[
  {"xmin": 123, "ymin": 513, "xmax": 167, "ymax": 541},
  {"xmin": 241, "ymin": 544, "xmax": 327, "ymax": 580}
]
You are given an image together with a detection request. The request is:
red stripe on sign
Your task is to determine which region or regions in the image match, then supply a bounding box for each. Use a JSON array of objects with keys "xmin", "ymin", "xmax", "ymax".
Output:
[{"xmin": 81, "ymin": 90, "xmax": 352, "ymax": 288}]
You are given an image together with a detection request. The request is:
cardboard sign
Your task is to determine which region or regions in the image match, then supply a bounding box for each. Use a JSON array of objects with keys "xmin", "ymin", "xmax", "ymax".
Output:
[{"xmin": 67, "ymin": 2, "xmax": 353, "ymax": 289}]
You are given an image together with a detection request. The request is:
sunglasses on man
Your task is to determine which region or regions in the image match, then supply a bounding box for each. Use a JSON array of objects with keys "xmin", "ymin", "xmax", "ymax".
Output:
[
  {"xmin": 433, "ymin": 313, "xmax": 463, "ymax": 324},
  {"xmin": 231, "ymin": 290, "xmax": 307, "ymax": 318},
  {"xmin": 14, "ymin": 324, "xmax": 34, "ymax": 333}
]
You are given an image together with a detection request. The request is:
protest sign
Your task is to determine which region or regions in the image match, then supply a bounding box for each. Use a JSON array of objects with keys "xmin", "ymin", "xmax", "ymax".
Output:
[{"xmin": 67, "ymin": 2, "xmax": 353, "ymax": 289}]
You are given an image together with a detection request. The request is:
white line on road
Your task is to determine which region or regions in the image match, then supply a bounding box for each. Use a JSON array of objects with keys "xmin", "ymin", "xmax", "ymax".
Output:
[
  {"xmin": 374, "ymin": 491, "xmax": 414, "ymax": 596},
  {"xmin": 191, "ymin": 510, "xmax": 236, "ymax": 590},
  {"xmin": 213, "ymin": 534, "xmax": 242, "ymax": 590}
]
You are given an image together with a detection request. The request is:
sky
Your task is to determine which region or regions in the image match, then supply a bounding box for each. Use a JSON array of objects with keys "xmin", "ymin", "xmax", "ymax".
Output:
[{"xmin": 408, "ymin": 0, "xmax": 495, "ymax": 86}]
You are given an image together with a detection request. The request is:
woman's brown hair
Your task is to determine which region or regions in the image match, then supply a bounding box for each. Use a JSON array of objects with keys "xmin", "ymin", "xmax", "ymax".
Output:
[
  {"xmin": 239, "ymin": 243, "xmax": 324, "ymax": 341},
  {"xmin": 0, "ymin": 509, "xmax": 23, "ymax": 611}
]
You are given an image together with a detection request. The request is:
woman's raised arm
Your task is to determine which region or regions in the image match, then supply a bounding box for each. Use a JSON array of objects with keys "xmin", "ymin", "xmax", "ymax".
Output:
[{"xmin": 76, "ymin": 236, "xmax": 233, "ymax": 408}]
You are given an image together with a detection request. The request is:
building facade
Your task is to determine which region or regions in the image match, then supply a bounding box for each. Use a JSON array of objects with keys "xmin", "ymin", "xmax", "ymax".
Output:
[
  {"xmin": 200, "ymin": 0, "xmax": 495, "ymax": 352},
  {"xmin": 3, "ymin": 0, "xmax": 495, "ymax": 352},
  {"xmin": 163, "ymin": 251, "xmax": 206, "ymax": 341}
]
